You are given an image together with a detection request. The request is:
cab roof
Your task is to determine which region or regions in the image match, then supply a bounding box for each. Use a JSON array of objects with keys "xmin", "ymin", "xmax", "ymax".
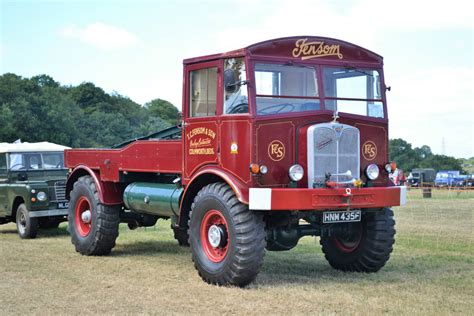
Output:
[
  {"xmin": 0, "ymin": 142, "xmax": 70, "ymax": 153},
  {"xmin": 183, "ymin": 36, "xmax": 383, "ymax": 65}
]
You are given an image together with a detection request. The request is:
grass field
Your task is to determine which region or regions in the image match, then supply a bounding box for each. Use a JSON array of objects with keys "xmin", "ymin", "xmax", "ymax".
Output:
[{"xmin": 1, "ymin": 189, "xmax": 473, "ymax": 314}]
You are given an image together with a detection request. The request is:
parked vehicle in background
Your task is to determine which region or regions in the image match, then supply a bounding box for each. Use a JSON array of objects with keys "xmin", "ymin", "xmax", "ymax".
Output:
[
  {"xmin": 408, "ymin": 168, "xmax": 436, "ymax": 187},
  {"xmin": 435, "ymin": 170, "xmax": 460, "ymax": 187},
  {"xmin": 452, "ymin": 175, "xmax": 468, "ymax": 187},
  {"xmin": 0, "ymin": 142, "xmax": 70, "ymax": 238},
  {"xmin": 462, "ymin": 174, "xmax": 474, "ymax": 187}
]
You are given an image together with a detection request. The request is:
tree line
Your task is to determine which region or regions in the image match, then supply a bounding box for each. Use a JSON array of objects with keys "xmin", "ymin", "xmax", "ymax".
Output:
[
  {"xmin": 0, "ymin": 73, "xmax": 179, "ymax": 148},
  {"xmin": 389, "ymin": 138, "xmax": 468, "ymax": 173}
]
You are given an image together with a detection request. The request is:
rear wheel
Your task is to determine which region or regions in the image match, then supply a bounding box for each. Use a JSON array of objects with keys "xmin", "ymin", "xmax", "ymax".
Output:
[
  {"xmin": 68, "ymin": 176, "xmax": 120, "ymax": 255},
  {"xmin": 320, "ymin": 208, "xmax": 395, "ymax": 272},
  {"xmin": 188, "ymin": 183, "xmax": 266, "ymax": 287},
  {"xmin": 16, "ymin": 203, "xmax": 38, "ymax": 239},
  {"xmin": 173, "ymin": 225, "xmax": 190, "ymax": 247}
]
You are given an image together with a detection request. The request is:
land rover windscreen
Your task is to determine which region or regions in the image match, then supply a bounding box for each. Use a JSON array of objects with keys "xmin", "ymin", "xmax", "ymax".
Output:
[{"xmin": 9, "ymin": 152, "xmax": 65, "ymax": 170}]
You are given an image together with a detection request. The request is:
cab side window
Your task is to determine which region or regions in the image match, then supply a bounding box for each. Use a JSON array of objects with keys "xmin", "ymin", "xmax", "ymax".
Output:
[
  {"xmin": 190, "ymin": 67, "xmax": 218, "ymax": 117},
  {"xmin": 224, "ymin": 58, "xmax": 248, "ymax": 114}
]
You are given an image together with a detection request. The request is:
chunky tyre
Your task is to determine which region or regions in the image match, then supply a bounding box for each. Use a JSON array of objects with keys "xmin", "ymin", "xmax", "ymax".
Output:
[
  {"xmin": 68, "ymin": 176, "xmax": 120, "ymax": 256},
  {"xmin": 188, "ymin": 183, "xmax": 266, "ymax": 287},
  {"xmin": 320, "ymin": 208, "xmax": 395, "ymax": 272},
  {"xmin": 16, "ymin": 203, "xmax": 38, "ymax": 239},
  {"xmin": 173, "ymin": 225, "xmax": 190, "ymax": 247}
]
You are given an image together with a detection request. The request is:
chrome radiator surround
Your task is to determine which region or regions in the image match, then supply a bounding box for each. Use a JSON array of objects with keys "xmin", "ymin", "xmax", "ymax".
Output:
[{"xmin": 307, "ymin": 123, "xmax": 360, "ymax": 188}]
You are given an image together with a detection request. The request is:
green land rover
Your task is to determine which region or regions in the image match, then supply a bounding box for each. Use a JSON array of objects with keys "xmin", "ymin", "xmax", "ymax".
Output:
[{"xmin": 0, "ymin": 142, "xmax": 70, "ymax": 238}]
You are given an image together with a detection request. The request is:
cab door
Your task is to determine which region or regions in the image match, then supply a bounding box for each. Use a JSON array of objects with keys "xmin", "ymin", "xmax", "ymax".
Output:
[
  {"xmin": 183, "ymin": 61, "xmax": 222, "ymax": 181},
  {"xmin": 0, "ymin": 153, "xmax": 8, "ymax": 216}
]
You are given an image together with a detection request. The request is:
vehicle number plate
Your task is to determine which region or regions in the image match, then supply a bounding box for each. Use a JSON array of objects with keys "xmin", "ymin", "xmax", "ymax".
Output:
[
  {"xmin": 323, "ymin": 210, "xmax": 361, "ymax": 223},
  {"xmin": 58, "ymin": 202, "xmax": 69, "ymax": 209}
]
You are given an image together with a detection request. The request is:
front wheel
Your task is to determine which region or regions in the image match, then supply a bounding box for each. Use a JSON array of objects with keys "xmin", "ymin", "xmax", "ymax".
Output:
[
  {"xmin": 320, "ymin": 208, "xmax": 396, "ymax": 272},
  {"xmin": 68, "ymin": 176, "xmax": 120, "ymax": 255},
  {"xmin": 16, "ymin": 204, "xmax": 38, "ymax": 239},
  {"xmin": 188, "ymin": 183, "xmax": 266, "ymax": 287}
]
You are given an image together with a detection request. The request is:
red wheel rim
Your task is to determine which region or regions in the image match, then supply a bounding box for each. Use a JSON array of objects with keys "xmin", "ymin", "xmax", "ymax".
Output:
[
  {"xmin": 334, "ymin": 236, "xmax": 361, "ymax": 253},
  {"xmin": 75, "ymin": 196, "xmax": 92, "ymax": 237},
  {"xmin": 200, "ymin": 210, "xmax": 229, "ymax": 263},
  {"xmin": 333, "ymin": 224, "xmax": 362, "ymax": 253}
]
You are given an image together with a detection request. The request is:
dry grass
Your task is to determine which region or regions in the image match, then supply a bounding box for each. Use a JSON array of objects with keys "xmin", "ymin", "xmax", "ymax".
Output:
[{"xmin": 1, "ymin": 190, "xmax": 473, "ymax": 315}]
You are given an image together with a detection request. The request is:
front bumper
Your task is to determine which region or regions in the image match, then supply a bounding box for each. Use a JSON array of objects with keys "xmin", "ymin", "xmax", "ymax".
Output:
[
  {"xmin": 28, "ymin": 209, "xmax": 69, "ymax": 218},
  {"xmin": 249, "ymin": 186, "xmax": 407, "ymax": 211}
]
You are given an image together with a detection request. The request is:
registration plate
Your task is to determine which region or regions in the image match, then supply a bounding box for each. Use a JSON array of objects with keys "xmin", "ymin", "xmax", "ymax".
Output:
[
  {"xmin": 323, "ymin": 210, "xmax": 361, "ymax": 223},
  {"xmin": 58, "ymin": 202, "xmax": 69, "ymax": 209}
]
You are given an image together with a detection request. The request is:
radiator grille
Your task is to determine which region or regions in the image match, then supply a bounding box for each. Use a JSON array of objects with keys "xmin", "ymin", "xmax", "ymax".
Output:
[
  {"xmin": 53, "ymin": 181, "xmax": 67, "ymax": 201},
  {"xmin": 307, "ymin": 123, "xmax": 360, "ymax": 188}
]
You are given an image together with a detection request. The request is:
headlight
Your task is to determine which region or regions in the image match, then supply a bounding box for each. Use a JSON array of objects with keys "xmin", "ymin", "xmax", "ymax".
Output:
[
  {"xmin": 366, "ymin": 164, "xmax": 379, "ymax": 180},
  {"xmin": 289, "ymin": 164, "xmax": 304, "ymax": 182},
  {"xmin": 259, "ymin": 165, "xmax": 268, "ymax": 174},
  {"xmin": 36, "ymin": 191, "xmax": 47, "ymax": 201},
  {"xmin": 385, "ymin": 163, "xmax": 392, "ymax": 173}
]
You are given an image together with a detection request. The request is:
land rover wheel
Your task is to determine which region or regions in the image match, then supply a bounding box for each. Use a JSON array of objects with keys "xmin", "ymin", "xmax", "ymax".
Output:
[
  {"xmin": 188, "ymin": 183, "xmax": 266, "ymax": 287},
  {"xmin": 16, "ymin": 204, "xmax": 38, "ymax": 239},
  {"xmin": 320, "ymin": 208, "xmax": 396, "ymax": 272},
  {"xmin": 68, "ymin": 176, "xmax": 120, "ymax": 255}
]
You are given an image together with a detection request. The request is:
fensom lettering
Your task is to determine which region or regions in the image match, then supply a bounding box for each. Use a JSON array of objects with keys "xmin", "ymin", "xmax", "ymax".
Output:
[
  {"xmin": 190, "ymin": 138, "xmax": 211, "ymax": 148},
  {"xmin": 189, "ymin": 148, "xmax": 215, "ymax": 155},
  {"xmin": 292, "ymin": 39, "xmax": 343, "ymax": 60},
  {"xmin": 186, "ymin": 127, "xmax": 216, "ymax": 140}
]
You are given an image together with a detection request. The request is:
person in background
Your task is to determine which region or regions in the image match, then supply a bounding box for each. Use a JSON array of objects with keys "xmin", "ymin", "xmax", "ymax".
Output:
[
  {"xmin": 389, "ymin": 161, "xmax": 400, "ymax": 185},
  {"xmin": 398, "ymin": 169, "xmax": 406, "ymax": 186}
]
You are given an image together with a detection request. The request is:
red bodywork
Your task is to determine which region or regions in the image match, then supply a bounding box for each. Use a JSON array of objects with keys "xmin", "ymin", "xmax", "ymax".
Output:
[{"xmin": 65, "ymin": 36, "xmax": 404, "ymax": 213}]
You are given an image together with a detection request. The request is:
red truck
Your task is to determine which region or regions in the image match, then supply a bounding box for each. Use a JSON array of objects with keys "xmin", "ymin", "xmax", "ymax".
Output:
[{"xmin": 65, "ymin": 36, "xmax": 406, "ymax": 287}]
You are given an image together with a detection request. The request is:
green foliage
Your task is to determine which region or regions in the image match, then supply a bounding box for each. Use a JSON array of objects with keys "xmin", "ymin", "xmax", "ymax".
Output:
[
  {"xmin": 145, "ymin": 98, "xmax": 180, "ymax": 125},
  {"xmin": 458, "ymin": 157, "xmax": 474, "ymax": 174},
  {"xmin": 389, "ymin": 138, "xmax": 465, "ymax": 173},
  {"xmin": 0, "ymin": 73, "xmax": 179, "ymax": 148}
]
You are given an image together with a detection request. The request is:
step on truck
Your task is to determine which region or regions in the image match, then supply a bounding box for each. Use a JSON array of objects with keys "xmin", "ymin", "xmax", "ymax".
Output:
[{"xmin": 65, "ymin": 36, "xmax": 406, "ymax": 287}]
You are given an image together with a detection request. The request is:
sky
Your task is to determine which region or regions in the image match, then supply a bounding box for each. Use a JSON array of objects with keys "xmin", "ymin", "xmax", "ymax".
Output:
[{"xmin": 1, "ymin": 0, "xmax": 473, "ymax": 158}]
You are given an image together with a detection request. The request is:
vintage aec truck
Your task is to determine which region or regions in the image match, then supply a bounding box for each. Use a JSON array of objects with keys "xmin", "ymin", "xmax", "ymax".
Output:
[{"xmin": 65, "ymin": 36, "xmax": 406, "ymax": 286}]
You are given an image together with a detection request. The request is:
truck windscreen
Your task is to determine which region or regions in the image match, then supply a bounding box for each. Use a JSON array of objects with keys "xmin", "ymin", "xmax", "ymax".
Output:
[
  {"xmin": 255, "ymin": 63, "xmax": 320, "ymax": 115},
  {"xmin": 323, "ymin": 67, "xmax": 384, "ymax": 118}
]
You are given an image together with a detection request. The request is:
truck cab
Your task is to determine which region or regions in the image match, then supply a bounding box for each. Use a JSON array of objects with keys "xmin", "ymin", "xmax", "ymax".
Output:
[
  {"xmin": 182, "ymin": 37, "xmax": 401, "ymax": 205},
  {"xmin": 65, "ymin": 36, "xmax": 405, "ymax": 287},
  {"xmin": 0, "ymin": 142, "xmax": 70, "ymax": 238}
]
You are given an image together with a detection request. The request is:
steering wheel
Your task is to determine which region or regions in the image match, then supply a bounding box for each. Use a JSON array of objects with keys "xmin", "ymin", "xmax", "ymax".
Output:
[
  {"xmin": 227, "ymin": 103, "xmax": 248, "ymax": 114},
  {"xmin": 257, "ymin": 103, "xmax": 295, "ymax": 115},
  {"xmin": 10, "ymin": 163, "xmax": 26, "ymax": 170}
]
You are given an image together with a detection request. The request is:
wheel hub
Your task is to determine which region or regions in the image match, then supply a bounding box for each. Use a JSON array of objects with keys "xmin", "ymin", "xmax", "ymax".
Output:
[
  {"xmin": 75, "ymin": 196, "xmax": 92, "ymax": 237},
  {"xmin": 200, "ymin": 210, "xmax": 230, "ymax": 263},
  {"xmin": 81, "ymin": 210, "xmax": 92, "ymax": 224},
  {"xmin": 19, "ymin": 213, "xmax": 26, "ymax": 226},
  {"xmin": 208, "ymin": 225, "xmax": 224, "ymax": 248}
]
